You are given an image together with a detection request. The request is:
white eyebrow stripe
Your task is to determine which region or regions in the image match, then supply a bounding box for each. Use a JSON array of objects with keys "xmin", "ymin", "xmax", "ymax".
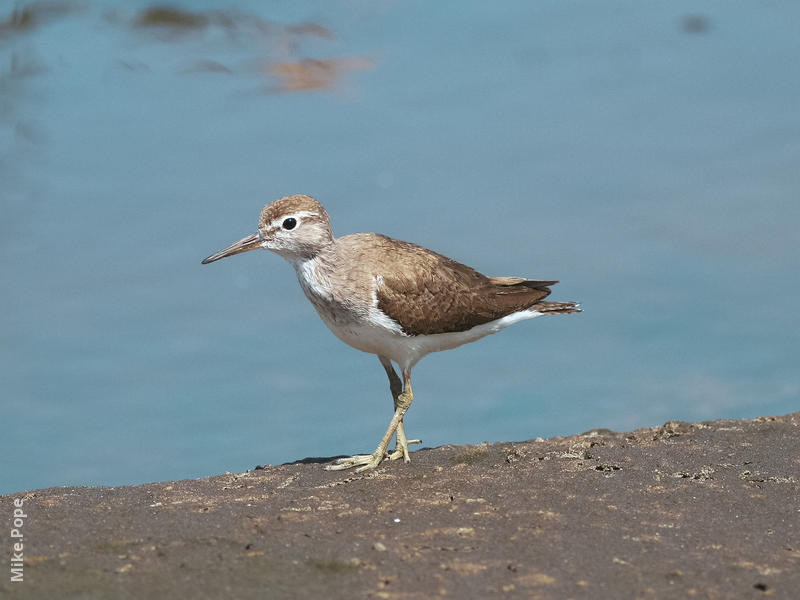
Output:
[{"xmin": 269, "ymin": 210, "xmax": 319, "ymax": 229}]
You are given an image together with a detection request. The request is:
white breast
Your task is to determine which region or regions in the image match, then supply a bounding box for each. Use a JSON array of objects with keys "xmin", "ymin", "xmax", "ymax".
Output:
[
  {"xmin": 294, "ymin": 257, "xmax": 334, "ymax": 304},
  {"xmin": 291, "ymin": 257, "xmax": 545, "ymax": 371},
  {"xmin": 293, "ymin": 258, "xmax": 405, "ymax": 354}
]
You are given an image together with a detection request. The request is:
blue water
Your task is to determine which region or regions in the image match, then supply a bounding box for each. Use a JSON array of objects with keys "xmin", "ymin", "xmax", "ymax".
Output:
[{"xmin": 2, "ymin": 1, "xmax": 799, "ymax": 494}]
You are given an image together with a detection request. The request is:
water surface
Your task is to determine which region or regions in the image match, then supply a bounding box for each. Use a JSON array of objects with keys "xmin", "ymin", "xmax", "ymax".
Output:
[{"xmin": 2, "ymin": 1, "xmax": 799, "ymax": 493}]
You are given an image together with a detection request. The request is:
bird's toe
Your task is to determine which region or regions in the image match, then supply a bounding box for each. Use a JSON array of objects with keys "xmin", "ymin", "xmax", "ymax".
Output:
[{"xmin": 325, "ymin": 452, "xmax": 383, "ymax": 472}]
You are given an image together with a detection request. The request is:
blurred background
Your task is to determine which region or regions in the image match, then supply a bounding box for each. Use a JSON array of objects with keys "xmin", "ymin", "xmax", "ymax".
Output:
[{"xmin": 1, "ymin": 1, "xmax": 798, "ymax": 494}]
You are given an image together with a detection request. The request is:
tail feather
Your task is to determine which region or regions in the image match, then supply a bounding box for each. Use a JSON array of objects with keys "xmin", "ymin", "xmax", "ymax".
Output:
[
  {"xmin": 536, "ymin": 301, "xmax": 581, "ymax": 314},
  {"xmin": 488, "ymin": 276, "xmax": 580, "ymax": 316},
  {"xmin": 490, "ymin": 277, "xmax": 558, "ymax": 291}
]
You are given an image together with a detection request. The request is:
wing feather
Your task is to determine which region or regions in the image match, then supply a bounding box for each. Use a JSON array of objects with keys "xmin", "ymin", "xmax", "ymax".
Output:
[{"xmin": 371, "ymin": 237, "xmax": 554, "ymax": 336}]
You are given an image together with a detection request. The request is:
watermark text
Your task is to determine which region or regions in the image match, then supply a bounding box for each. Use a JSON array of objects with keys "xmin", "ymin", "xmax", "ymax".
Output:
[{"xmin": 10, "ymin": 498, "xmax": 26, "ymax": 583}]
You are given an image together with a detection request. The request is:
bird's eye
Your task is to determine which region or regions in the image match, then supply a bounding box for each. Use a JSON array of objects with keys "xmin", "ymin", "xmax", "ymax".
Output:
[{"xmin": 282, "ymin": 218, "xmax": 297, "ymax": 230}]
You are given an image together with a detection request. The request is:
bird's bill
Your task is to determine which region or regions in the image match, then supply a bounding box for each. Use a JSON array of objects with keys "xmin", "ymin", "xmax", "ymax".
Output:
[{"xmin": 201, "ymin": 233, "xmax": 262, "ymax": 264}]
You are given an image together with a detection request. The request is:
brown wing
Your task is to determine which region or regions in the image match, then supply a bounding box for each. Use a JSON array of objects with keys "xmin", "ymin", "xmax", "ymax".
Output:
[{"xmin": 373, "ymin": 237, "xmax": 554, "ymax": 336}]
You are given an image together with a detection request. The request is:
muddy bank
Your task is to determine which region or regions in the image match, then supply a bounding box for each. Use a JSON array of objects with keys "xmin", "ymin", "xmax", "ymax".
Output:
[{"xmin": 3, "ymin": 413, "xmax": 799, "ymax": 599}]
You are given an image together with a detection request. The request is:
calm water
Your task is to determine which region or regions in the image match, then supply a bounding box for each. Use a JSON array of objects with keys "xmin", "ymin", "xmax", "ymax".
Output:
[{"xmin": 2, "ymin": 1, "xmax": 799, "ymax": 494}]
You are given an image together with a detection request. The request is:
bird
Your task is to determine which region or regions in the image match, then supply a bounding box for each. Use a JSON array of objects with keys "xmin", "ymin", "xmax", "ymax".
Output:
[{"xmin": 202, "ymin": 194, "xmax": 580, "ymax": 472}]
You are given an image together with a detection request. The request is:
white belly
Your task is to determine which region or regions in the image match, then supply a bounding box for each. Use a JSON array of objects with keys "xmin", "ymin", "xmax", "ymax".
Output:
[
  {"xmin": 318, "ymin": 306, "xmax": 544, "ymax": 372},
  {"xmin": 292, "ymin": 255, "xmax": 544, "ymax": 371}
]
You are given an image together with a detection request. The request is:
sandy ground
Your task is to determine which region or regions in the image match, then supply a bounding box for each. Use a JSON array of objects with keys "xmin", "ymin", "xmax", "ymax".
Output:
[{"xmin": 2, "ymin": 413, "xmax": 799, "ymax": 599}]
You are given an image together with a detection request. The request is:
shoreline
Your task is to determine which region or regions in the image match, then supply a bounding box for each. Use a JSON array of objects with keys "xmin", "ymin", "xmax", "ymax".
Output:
[{"xmin": 3, "ymin": 412, "xmax": 799, "ymax": 598}]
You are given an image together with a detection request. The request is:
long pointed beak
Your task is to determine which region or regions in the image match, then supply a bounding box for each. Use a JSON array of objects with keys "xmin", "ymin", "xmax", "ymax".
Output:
[{"xmin": 201, "ymin": 233, "xmax": 262, "ymax": 264}]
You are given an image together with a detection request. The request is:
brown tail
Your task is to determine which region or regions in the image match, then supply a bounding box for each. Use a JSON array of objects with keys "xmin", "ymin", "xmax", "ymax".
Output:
[
  {"xmin": 487, "ymin": 277, "xmax": 580, "ymax": 315},
  {"xmin": 536, "ymin": 301, "xmax": 581, "ymax": 314}
]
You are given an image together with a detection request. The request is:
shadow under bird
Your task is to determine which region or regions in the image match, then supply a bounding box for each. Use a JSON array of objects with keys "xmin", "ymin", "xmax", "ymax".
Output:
[{"xmin": 202, "ymin": 194, "xmax": 580, "ymax": 472}]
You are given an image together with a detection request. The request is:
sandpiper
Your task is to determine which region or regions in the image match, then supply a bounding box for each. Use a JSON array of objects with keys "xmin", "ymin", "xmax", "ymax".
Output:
[{"xmin": 202, "ymin": 194, "xmax": 580, "ymax": 472}]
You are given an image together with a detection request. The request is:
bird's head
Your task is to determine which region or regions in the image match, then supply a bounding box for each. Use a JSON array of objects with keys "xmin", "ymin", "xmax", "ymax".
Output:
[{"xmin": 202, "ymin": 194, "xmax": 334, "ymax": 265}]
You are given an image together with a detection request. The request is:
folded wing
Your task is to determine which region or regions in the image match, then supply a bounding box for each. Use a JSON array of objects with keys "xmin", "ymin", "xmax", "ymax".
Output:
[{"xmin": 373, "ymin": 239, "xmax": 556, "ymax": 336}]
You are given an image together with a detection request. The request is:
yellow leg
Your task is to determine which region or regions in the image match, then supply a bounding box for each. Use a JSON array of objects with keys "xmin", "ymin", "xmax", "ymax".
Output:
[
  {"xmin": 378, "ymin": 357, "xmax": 421, "ymax": 462},
  {"xmin": 326, "ymin": 362, "xmax": 419, "ymax": 472}
]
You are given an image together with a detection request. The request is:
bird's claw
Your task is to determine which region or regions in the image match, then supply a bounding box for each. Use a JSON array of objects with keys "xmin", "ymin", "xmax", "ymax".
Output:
[
  {"xmin": 325, "ymin": 451, "xmax": 384, "ymax": 472},
  {"xmin": 387, "ymin": 438, "xmax": 422, "ymax": 462},
  {"xmin": 325, "ymin": 437, "xmax": 422, "ymax": 471}
]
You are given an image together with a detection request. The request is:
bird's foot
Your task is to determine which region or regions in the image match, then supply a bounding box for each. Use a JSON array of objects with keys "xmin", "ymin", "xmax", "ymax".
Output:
[
  {"xmin": 386, "ymin": 420, "xmax": 420, "ymax": 463},
  {"xmin": 327, "ymin": 386, "xmax": 416, "ymax": 473},
  {"xmin": 387, "ymin": 438, "xmax": 421, "ymax": 462},
  {"xmin": 325, "ymin": 451, "xmax": 385, "ymax": 473}
]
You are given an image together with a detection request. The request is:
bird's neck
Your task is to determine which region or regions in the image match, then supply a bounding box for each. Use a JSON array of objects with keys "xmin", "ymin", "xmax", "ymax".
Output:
[
  {"xmin": 291, "ymin": 244, "xmax": 337, "ymax": 304},
  {"xmin": 280, "ymin": 235, "xmax": 336, "ymax": 269}
]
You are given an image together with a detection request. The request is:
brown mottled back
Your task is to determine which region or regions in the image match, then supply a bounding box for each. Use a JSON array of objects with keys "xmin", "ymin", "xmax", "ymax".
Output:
[{"xmin": 330, "ymin": 234, "xmax": 565, "ymax": 336}]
